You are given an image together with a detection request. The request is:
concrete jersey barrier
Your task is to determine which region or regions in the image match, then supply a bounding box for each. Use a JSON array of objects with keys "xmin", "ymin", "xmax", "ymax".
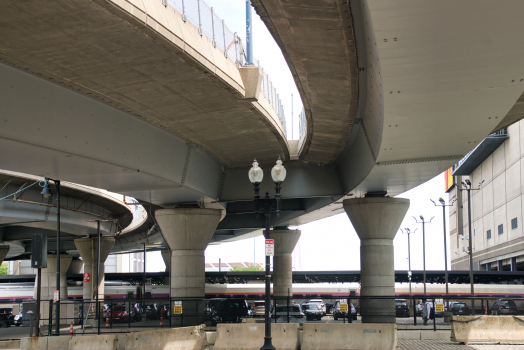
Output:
[
  {"xmin": 451, "ymin": 315, "xmax": 524, "ymax": 344},
  {"xmin": 214, "ymin": 323, "xmax": 299, "ymax": 350},
  {"xmin": 302, "ymin": 323, "xmax": 399, "ymax": 350},
  {"xmin": 70, "ymin": 334, "xmax": 118, "ymax": 350},
  {"xmin": 125, "ymin": 326, "xmax": 208, "ymax": 350}
]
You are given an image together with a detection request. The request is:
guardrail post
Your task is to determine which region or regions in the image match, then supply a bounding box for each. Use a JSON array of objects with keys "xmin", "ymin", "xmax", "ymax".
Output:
[
  {"xmin": 211, "ymin": 7, "xmax": 216, "ymax": 47},
  {"xmin": 222, "ymin": 20, "xmax": 227, "ymax": 58},
  {"xmin": 196, "ymin": 0, "xmax": 203, "ymax": 36},
  {"xmin": 181, "ymin": 0, "xmax": 187, "ymax": 22}
]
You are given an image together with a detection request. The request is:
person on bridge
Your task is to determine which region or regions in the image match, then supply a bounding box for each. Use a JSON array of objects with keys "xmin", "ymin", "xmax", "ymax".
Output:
[{"xmin": 421, "ymin": 299, "xmax": 432, "ymax": 326}]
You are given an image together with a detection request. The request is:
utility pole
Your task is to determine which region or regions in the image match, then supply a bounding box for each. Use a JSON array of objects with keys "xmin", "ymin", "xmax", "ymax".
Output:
[{"xmin": 413, "ymin": 216, "xmax": 434, "ymax": 295}]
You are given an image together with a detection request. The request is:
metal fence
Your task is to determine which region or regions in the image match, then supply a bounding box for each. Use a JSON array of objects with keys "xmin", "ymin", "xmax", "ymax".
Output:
[
  {"xmin": 166, "ymin": 0, "xmax": 289, "ymax": 137},
  {"xmin": 18, "ymin": 295, "xmax": 524, "ymax": 336}
]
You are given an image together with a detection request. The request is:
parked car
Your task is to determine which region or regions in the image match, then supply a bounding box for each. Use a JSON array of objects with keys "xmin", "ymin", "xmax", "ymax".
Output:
[
  {"xmin": 13, "ymin": 312, "xmax": 22, "ymax": 327},
  {"xmin": 0, "ymin": 313, "xmax": 11, "ymax": 328},
  {"xmin": 251, "ymin": 301, "xmax": 267, "ymax": 318},
  {"xmin": 450, "ymin": 302, "xmax": 470, "ymax": 315},
  {"xmin": 271, "ymin": 305, "xmax": 305, "ymax": 325},
  {"xmin": 0, "ymin": 309, "xmax": 15, "ymax": 326},
  {"xmin": 111, "ymin": 305, "xmax": 134, "ymax": 323},
  {"xmin": 492, "ymin": 299, "xmax": 518, "ymax": 315},
  {"xmin": 146, "ymin": 303, "xmax": 164, "ymax": 320},
  {"xmin": 332, "ymin": 301, "xmax": 357, "ymax": 321},
  {"xmin": 395, "ymin": 299, "xmax": 410, "ymax": 317},
  {"xmin": 307, "ymin": 299, "xmax": 326, "ymax": 316},
  {"xmin": 211, "ymin": 299, "xmax": 249, "ymax": 325},
  {"xmin": 325, "ymin": 302, "xmax": 336, "ymax": 314},
  {"xmin": 132, "ymin": 303, "xmax": 143, "ymax": 321},
  {"xmin": 301, "ymin": 303, "xmax": 323, "ymax": 321},
  {"xmin": 206, "ymin": 299, "xmax": 226, "ymax": 321}
]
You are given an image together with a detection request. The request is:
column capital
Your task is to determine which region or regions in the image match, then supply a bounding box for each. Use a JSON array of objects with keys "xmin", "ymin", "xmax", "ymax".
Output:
[
  {"xmin": 343, "ymin": 197, "xmax": 409, "ymax": 240},
  {"xmin": 74, "ymin": 237, "xmax": 115, "ymax": 263},
  {"xmin": 271, "ymin": 229, "xmax": 301, "ymax": 256}
]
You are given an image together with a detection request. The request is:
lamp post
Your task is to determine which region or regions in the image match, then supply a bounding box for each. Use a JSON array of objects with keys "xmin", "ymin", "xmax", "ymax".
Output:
[
  {"xmin": 456, "ymin": 179, "xmax": 483, "ymax": 314},
  {"xmin": 249, "ymin": 157, "xmax": 286, "ymax": 350},
  {"xmin": 413, "ymin": 216, "xmax": 434, "ymax": 296},
  {"xmin": 430, "ymin": 198, "xmax": 455, "ymax": 296},
  {"xmin": 400, "ymin": 228, "xmax": 418, "ymax": 298},
  {"xmin": 40, "ymin": 178, "xmax": 61, "ymax": 336}
]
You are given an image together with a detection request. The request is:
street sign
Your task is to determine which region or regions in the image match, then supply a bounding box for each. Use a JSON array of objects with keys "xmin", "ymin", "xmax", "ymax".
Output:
[
  {"xmin": 435, "ymin": 298, "xmax": 445, "ymax": 312},
  {"xmin": 53, "ymin": 290, "xmax": 59, "ymax": 302},
  {"xmin": 265, "ymin": 239, "xmax": 274, "ymax": 256},
  {"xmin": 83, "ymin": 273, "xmax": 90, "ymax": 283},
  {"xmin": 173, "ymin": 306, "xmax": 183, "ymax": 314},
  {"xmin": 340, "ymin": 304, "xmax": 348, "ymax": 312}
]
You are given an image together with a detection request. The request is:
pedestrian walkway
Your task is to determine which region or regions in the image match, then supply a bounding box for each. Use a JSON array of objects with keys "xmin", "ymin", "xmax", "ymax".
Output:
[{"xmin": 400, "ymin": 340, "xmax": 524, "ymax": 349}]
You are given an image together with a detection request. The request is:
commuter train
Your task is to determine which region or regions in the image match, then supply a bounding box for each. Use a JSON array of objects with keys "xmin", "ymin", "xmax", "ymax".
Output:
[{"xmin": 0, "ymin": 282, "xmax": 523, "ymax": 304}]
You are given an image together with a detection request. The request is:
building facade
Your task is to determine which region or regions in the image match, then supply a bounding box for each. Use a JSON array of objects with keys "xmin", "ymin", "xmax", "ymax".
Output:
[{"xmin": 448, "ymin": 122, "xmax": 524, "ymax": 271}]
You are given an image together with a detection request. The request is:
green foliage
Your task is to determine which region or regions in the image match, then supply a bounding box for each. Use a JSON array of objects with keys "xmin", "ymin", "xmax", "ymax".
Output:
[
  {"xmin": 0, "ymin": 262, "xmax": 7, "ymax": 275},
  {"xmin": 230, "ymin": 264, "xmax": 263, "ymax": 272}
]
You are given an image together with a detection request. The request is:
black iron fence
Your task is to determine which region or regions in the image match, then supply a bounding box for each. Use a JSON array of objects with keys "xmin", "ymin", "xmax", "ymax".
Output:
[{"xmin": 18, "ymin": 294, "xmax": 523, "ymax": 335}]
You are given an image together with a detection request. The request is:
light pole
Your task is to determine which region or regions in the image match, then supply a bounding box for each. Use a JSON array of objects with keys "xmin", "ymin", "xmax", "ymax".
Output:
[
  {"xmin": 456, "ymin": 179, "xmax": 483, "ymax": 313},
  {"xmin": 400, "ymin": 228, "xmax": 418, "ymax": 298},
  {"xmin": 41, "ymin": 178, "xmax": 61, "ymax": 336},
  {"xmin": 430, "ymin": 198, "xmax": 455, "ymax": 296},
  {"xmin": 413, "ymin": 216, "xmax": 434, "ymax": 296},
  {"xmin": 249, "ymin": 157, "xmax": 286, "ymax": 350}
]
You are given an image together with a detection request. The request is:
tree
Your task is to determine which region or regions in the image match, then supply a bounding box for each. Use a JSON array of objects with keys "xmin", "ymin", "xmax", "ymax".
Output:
[
  {"xmin": 0, "ymin": 262, "xmax": 7, "ymax": 275},
  {"xmin": 230, "ymin": 264, "xmax": 263, "ymax": 272}
]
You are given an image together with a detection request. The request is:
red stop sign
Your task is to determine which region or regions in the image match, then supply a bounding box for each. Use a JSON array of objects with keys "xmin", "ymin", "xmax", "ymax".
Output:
[{"xmin": 83, "ymin": 272, "xmax": 90, "ymax": 282}]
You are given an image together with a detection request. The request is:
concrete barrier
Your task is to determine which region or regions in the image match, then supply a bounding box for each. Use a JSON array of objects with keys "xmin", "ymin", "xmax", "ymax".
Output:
[
  {"xmin": 125, "ymin": 326, "xmax": 208, "ymax": 350},
  {"xmin": 47, "ymin": 337, "xmax": 72, "ymax": 350},
  {"xmin": 20, "ymin": 337, "xmax": 47, "ymax": 350},
  {"xmin": 397, "ymin": 331, "xmax": 450, "ymax": 340},
  {"xmin": 70, "ymin": 334, "xmax": 118, "ymax": 350},
  {"xmin": 214, "ymin": 323, "xmax": 299, "ymax": 350},
  {"xmin": 302, "ymin": 323, "xmax": 399, "ymax": 350},
  {"xmin": 0, "ymin": 340, "xmax": 20, "ymax": 350},
  {"xmin": 451, "ymin": 315, "xmax": 524, "ymax": 345}
]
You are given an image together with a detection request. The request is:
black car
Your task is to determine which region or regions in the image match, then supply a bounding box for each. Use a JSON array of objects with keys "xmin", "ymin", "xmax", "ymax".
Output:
[
  {"xmin": 332, "ymin": 301, "xmax": 357, "ymax": 321},
  {"xmin": 211, "ymin": 299, "xmax": 249, "ymax": 325},
  {"xmin": 0, "ymin": 309, "xmax": 14, "ymax": 327},
  {"xmin": 450, "ymin": 302, "xmax": 470, "ymax": 315},
  {"xmin": 395, "ymin": 299, "xmax": 410, "ymax": 317},
  {"xmin": 301, "ymin": 303, "xmax": 322, "ymax": 321},
  {"xmin": 0, "ymin": 314, "xmax": 10, "ymax": 328},
  {"xmin": 325, "ymin": 302, "xmax": 336, "ymax": 314},
  {"xmin": 206, "ymin": 298, "xmax": 226, "ymax": 319},
  {"xmin": 145, "ymin": 303, "xmax": 160, "ymax": 320},
  {"xmin": 492, "ymin": 299, "xmax": 518, "ymax": 315}
]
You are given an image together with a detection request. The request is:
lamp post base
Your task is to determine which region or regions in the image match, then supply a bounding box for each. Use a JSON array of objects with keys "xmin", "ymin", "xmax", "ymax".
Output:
[{"xmin": 260, "ymin": 337, "xmax": 276, "ymax": 350}]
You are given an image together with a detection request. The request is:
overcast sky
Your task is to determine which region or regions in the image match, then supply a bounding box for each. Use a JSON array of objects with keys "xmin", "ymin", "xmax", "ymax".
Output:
[{"xmin": 147, "ymin": 1, "xmax": 452, "ymax": 273}]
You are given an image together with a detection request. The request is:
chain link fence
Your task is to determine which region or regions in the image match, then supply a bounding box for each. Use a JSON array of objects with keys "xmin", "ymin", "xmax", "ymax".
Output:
[{"xmin": 165, "ymin": 0, "xmax": 290, "ymax": 137}]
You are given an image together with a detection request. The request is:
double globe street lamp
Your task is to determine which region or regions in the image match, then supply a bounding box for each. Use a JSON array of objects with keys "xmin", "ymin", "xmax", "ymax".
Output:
[{"xmin": 248, "ymin": 157, "xmax": 286, "ymax": 350}]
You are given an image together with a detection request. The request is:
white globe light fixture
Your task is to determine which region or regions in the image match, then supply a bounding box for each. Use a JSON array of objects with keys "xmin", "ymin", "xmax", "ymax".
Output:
[
  {"xmin": 248, "ymin": 159, "xmax": 264, "ymax": 183},
  {"xmin": 271, "ymin": 158, "xmax": 286, "ymax": 183}
]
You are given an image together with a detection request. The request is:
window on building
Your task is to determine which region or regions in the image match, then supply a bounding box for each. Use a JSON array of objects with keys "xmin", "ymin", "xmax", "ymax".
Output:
[
  {"xmin": 511, "ymin": 218, "xmax": 518, "ymax": 230},
  {"xmin": 487, "ymin": 229, "xmax": 492, "ymax": 240},
  {"xmin": 498, "ymin": 224, "xmax": 504, "ymax": 235}
]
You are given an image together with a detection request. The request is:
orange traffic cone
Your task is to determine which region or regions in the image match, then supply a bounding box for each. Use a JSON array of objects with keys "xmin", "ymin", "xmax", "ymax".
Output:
[
  {"xmin": 160, "ymin": 309, "xmax": 164, "ymax": 328},
  {"xmin": 69, "ymin": 321, "xmax": 74, "ymax": 336},
  {"xmin": 106, "ymin": 310, "xmax": 110, "ymax": 329}
]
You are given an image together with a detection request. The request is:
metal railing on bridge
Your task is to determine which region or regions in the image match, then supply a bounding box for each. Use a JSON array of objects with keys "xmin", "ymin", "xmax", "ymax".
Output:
[{"xmin": 167, "ymin": 0, "xmax": 288, "ymax": 137}]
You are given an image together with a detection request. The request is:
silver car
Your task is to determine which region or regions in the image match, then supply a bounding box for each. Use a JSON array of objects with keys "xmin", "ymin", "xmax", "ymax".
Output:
[
  {"xmin": 252, "ymin": 301, "xmax": 266, "ymax": 317},
  {"xmin": 271, "ymin": 305, "xmax": 305, "ymax": 325}
]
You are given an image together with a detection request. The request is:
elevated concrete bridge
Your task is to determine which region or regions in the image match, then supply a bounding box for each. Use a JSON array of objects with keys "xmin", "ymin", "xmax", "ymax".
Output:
[{"xmin": 2, "ymin": 0, "xmax": 524, "ymax": 323}]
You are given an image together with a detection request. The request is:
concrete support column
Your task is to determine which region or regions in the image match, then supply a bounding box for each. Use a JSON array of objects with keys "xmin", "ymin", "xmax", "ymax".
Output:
[
  {"xmin": 74, "ymin": 237, "xmax": 115, "ymax": 301},
  {"xmin": 0, "ymin": 245, "xmax": 10, "ymax": 265},
  {"xmin": 161, "ymin": 249, "xmax": 171, "ymax": 273},
  {"xmin": 511, "ymin": 257, "xmax": 517, "ymax": 271},
  {"xmin": 271, "ymin": 229, "xmax": 301, "ymax": 298},
  {"xmin": 155, "ymin": 208, "xmax": 222, "ymax": 325},
  {"xmin": 67, "ymin": 258, "xmax": 84, "ymax": 275},
  {"xmin": 35, "ymin": 254, "xmax": 72, "ymax": 300},
  {"xmin": 497, "ymin": 260, "xmax": 503, "ymax": 271},
  {"xmin": 343, "ymin": 197, "xmax": 409, "ymax": 323}
]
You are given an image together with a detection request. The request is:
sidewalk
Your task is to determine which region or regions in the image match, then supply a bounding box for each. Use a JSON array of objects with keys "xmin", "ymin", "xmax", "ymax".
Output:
[{"xmin": 400, "ymin": 340, "xmax": 524, "ymax": 350}]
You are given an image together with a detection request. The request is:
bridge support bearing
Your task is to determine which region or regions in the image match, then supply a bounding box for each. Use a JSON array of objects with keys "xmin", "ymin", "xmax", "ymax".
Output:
[
  {"xmin": 67, "ymin": 258, "xmax": 84, "ymax": 275},
  {"xmin": 0, "ymin": 245, "xmax": 9, "ymax": 265},
  {"xmin": 74, "ymin": 237, "xmax": 114, "ymax": 325},
  {"xmin": 271, "ymin": 229, "xmax": 301, "ymax": 299},
  {"xmin": 343, "ymin": 197, "xmax": 409, "ymax": 324},
  {"xmin": 155, "ymin": 208, "xmax": 222, "ymax": 326}
]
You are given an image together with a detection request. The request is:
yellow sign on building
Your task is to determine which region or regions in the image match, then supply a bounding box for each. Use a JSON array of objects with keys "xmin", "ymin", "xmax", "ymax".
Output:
[
  {"xmin": 340, "ymin": 304, "xmax": 348, "ymax": 312},
  {"xmin": 173, "ymin": 306, "xmax": 183, "ymax": 314}
]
